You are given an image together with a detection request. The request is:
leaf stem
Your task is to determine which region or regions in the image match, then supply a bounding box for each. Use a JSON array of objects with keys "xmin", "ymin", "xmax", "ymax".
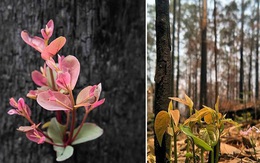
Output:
[
  {"xmin": 45, "ymin": 139, "xmax": 64, "ymax": 147},
  {"xmin": 210, "ymin": 149, "xmax": 214, "ymax": 163},
  {"xmin": 49, "ymin": 68, "xmax": 56, "ymax": 90},
  {"xmin": 201, "ymin": 149, "xmax": 204, "ymax": 163},
  {"xmin": 66, "ymin": 108, "xmax": 76, "ymax": 145},
  {"xmin": 173, "ymin": 131, "xmax": 177, "ymax": 163},
  {"xmin": 66, "ymin": 89, "xmax": 76, "ymax": 145},
  {"xmin": 71, "ymin": 109, "xmax": 90, "ymax": 142}
]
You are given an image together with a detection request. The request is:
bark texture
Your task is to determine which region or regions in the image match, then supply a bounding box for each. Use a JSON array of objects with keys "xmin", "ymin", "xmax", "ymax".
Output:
[
  {"xmin": 0, "ymin": 0, "xmax": 145, "ymax": 162},
  {"xmin": 154, "ymin": 0, "xmax": 172, "ymax": 162}
]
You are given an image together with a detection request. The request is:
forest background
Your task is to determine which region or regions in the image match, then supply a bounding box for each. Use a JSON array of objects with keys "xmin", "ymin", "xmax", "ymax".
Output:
[{"xmin": 147, "ymin": 0, "xmax": 260, "ymax": 116}]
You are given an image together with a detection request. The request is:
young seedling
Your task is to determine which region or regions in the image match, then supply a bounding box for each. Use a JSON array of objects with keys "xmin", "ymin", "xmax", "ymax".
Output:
[
  {"xmin": 7, "ymin": 20, "xmax": 105, "ymax": 161},
  {"xmin": 154, "ymin": 94, "xmax": 238, "ymax": 163}
]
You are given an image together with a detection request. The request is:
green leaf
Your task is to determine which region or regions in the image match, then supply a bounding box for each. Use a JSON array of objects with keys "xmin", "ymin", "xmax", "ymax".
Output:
[
  {"xmin": 54, "ymin": 145, "xmax": 74, "ymax": 162},
  {"xmin": 200, "ymin": 125, "xmax": 219, "ymax": 147},
  {"xmin": 180, "ymin": 125, "xmax": 212, "ymax": 151},
  {"xmin": 47, "ymin": 118, "xmax": 66, "ymax": 145},
  {"xmin": 154, "ymin": 111, "xmax": 170, "ymax": 147},
  {"xmin": 72, "ymin": 123, "xmax": 103, "ymax": 145},
  {"xmin": 185, "ymin": 152, "xmax": 193, "ymax": 158}
]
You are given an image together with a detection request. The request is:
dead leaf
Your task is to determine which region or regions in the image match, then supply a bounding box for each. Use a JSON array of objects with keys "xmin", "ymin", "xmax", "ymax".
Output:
[{"xmin": 221, "ymin": 142, "xmax": 241, "ymax": 155}]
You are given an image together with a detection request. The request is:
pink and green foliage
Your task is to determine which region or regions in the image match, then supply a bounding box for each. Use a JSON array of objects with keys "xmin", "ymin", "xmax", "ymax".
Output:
[{"xmin": 7, "ymin": 19, "xmax": 105, "ymax": 161}]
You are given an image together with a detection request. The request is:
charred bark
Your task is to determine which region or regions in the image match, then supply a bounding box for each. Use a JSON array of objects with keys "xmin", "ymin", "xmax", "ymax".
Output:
[{"xmin": 0, "ymin": 0, "xmax": 145, "ymax": 162}]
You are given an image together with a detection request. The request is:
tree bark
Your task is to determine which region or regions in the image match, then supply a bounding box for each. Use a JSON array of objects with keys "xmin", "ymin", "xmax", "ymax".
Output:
[
  {"xmin": 154, "ymin": 0, "xmax": 172, "ymax": 162},
  {"xmin": 199, "ymin": 0, "xmax": 207, "ymax": 107},
  {"xmin": 239, "ymin": 0, "xmax": 244, "ymax": 102},
  {"xmin": 214, "ymin": 0, "xmax": 218, "ymax": 102},
  {"xmin": 175, "ymin": 0, "xmax": 181, "ymax": 108},
  {"xmin": 256, "ymin": 0, "xmax": 259, "ymax": 99},
  {"xmin": 172, "ymin": 0, "xmax": 176, "ymax": 97},
  {"xmin": 0, "ymin": 0, "xmax": 145, "ymax": 163}
]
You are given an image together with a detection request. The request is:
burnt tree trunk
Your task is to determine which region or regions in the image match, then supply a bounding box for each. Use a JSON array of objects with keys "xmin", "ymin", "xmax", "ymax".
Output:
[
  {"xmin": 239, "ymin": 0, "xmax": 244, "ymax": 102},
  {"xmin": 154, "ymin": 0, "xmax": 172, "ymax": 162},
  {"xmin": 0, "ymin": 0, "xmax": 145, "ymax": 163},
  {"xmin": 199, "ymin": 0, "xmax": 207, "ymax": 108}
]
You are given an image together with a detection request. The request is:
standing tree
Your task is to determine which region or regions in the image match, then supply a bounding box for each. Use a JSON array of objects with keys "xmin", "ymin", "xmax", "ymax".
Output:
[
  {"xmin": 175, "ymin": 0, "xmax": 181, "ymax": 108},
  {"xmin": 256, "ymin": 0, "xmax": 259, "ymax": 99},
  {"xmin": 200, "ymin": 0, "xmax": 207, "ymax": 107},
  {"xmin": 239, "ymin": 0, "xmax": 245, "ymax": 102},
  {"xmin": 214, "ymin": 0, "xmax": 218, "ymax": 101},
  {"xmin": 172, "ymin": 0, "xmax": 176, "ymax": 96},
  {"xmin": 154, "ymin": 0, "xmax": 172, "ymax": 162}
]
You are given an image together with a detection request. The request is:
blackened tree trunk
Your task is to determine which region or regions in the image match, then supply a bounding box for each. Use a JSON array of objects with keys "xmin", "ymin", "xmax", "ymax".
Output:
[
  {"xmin": 248, "ymin": 31, "xmax": 253, "ymax": 100},
  {"xmin": 154, "ymin": 0, "xmax": 172, "ymax": 162},
  {"xmin": 0, "ymin": 0, "xmax": 145, "ymax": 163},
  {"xmin": 172, "ymin": 0, "xmax": 176, "ymax": 97},
  {"xmin": 200, "ymin": 0, "xmax": 207, "ymax": 107},
  {"xmin": 214, "ymin": 0, "xmax": 218, "ymax": 101},
  {"xmin": 239, "ymin": 0, "xmax": 245, "ymax": 102},
  {"xmin": 175, "ymin": 0, "xmax": 181, "ymax": 108}
]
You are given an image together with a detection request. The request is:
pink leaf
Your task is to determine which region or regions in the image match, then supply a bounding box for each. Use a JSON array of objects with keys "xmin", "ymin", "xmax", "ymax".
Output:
[
  {"xmin": 61, "ymin": 55, "xmax": 80, "ymax": 90},
  {"xmin": 37, "ymin": 91, "xmax": 72, "ymax": 111},
  {"xmin": 75, "ymin": 84, "xmax": 105, "ymax": 110},
  {"xmin": 9, "ymin": 97, "xmax": 18, "ymax": 108},
  {"xmin": 56, "ymin": 72, "xmax": 71, "ymax": 90},
  {"xmin": 21, "ymin": 31, "xmax": 46, "ymax": 52},
  {"xmin": 41, "ymin": 36, "xmax": 66, "ymax": 60},
  {"xmin": 7, "ymin": 109, "xmax": 18, "ymax": 115},
  {"xmin": 92, "ymin": 99, "xmax": 105, "ymax": 109},
  {"xmin": 26, "ymin": 129, "xmax": 46, "ymax": 144},
  {"xmin": 17, "ymin": 125, "xmax": 34, "ymax": 132},
  {"xmin": 41, "ymin": 19, "xmax": 54, "ymax": 40},
  {"xmin": 17, "ymin": 98, "xmax": 31, "ymax": 117},
  {"xmin": 94, "ymin": 83, "xmax": 102, "ymax": 100},
  {"xmin": 27, "ymin": 86, "xmax": 49, "ymax": 99},
  {"xmin": 32, "ymin": 70, "xmax": 47, "ymax": 86},
  {"xmin": 76, "ymin": 86, "xmax": 94, "ymax": 105}
]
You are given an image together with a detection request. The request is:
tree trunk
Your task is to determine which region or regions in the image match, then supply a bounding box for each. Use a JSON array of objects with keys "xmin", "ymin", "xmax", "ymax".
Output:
[
  {"xmin": 0, "ymin": 0, "xmax": 145, "ymax": 163},
  {"xmin": 154, "ymin": 0, "xmax": 172, "ymax": 162},
  {"xmin": 239, "ymin": 0, "xmax": 244, "ymax": 102},
  {"xmin": 172, "ymin": 0, "xmax": 176, "ymax": 97},
  {"xmin": 248, "ymin": 31, "xmax": 253, "ymax": 100},
  {"xmin": 214, "ymin": 0, "xmax": 218, "ymax": 101},
  {"xmin": 175, "ymin": 0, "xmax": 181, "ymax": 108},
  {"xmin": 256, "ymin": 0, "xmax": 259, "ymax": 99},
  {"xmin": 199, "ymin": 0, "xmax": 207, "ymax": 107}
]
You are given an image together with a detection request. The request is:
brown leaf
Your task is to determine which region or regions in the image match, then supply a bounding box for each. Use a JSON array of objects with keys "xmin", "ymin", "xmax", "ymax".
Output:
[
  {"xmin": 220, "ymin": 142, "xmax": 241, "ymax": 155},
  {"xmin": 154, "ymin": 111, "xmax": 170, "ymax": 146},
  {"xmin": 170, "ymin": 109, "xmax": 180, "ymax": 126}
]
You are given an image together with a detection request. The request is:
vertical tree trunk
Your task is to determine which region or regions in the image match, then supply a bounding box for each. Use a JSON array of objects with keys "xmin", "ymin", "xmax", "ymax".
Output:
[
  {"xmin": 0, "ymin": 0, "xmax": 145, "ymax": 162},
  {"xmin": 175, "ymin": 0, "xmax": 181, "ymax": 108},
  {"xmin": 214, "ymin": 0, "xmax": 218, "ymax": 101},
  {"xmin": 239, "ymin": 0, "xmax": 244, "ymax": 102},
  {"xmin": 154, "ymin": 0, "xmax": 172, "ymax": 162},
  {"xmin": 199, "ymin": 0, "xmax": 207, "ymax": 107},
  {"xmin": 248, "ymin": 31, "xmax": 253, "ymax": 100},
  {"xmin": 256, "ymin": 0, "xmax": 259, "ymax": 99},
  {"xmin": 172, "ymin": 0, "xmax": 176, "ymax": 97}
]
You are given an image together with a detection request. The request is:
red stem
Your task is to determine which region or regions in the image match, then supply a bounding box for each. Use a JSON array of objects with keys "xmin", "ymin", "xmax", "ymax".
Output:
[{"xmin": 71, "ymin": 109, "xmax": 90, "ymax": 142}]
